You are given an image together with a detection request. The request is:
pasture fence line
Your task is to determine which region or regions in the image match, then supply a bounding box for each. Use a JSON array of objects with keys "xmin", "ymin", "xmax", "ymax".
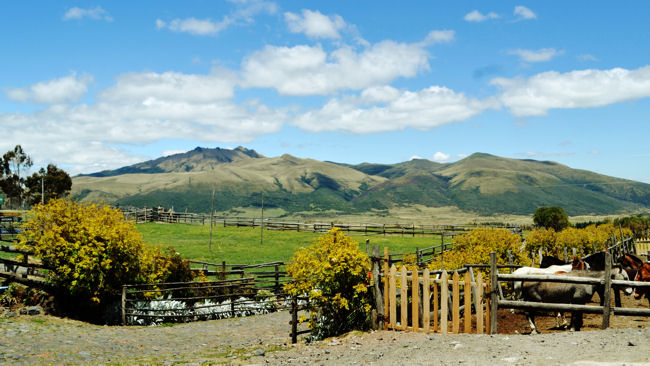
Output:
[{"xmin": 120, "ymin": 207, "xmax": 521, "ymax": 237}]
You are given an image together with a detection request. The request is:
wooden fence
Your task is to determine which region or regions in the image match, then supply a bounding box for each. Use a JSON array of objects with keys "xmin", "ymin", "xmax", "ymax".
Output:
[
  {"xmin": 0, "ymin": 215, "xmax": 22, "ymax": 243},
  {"xmin": 188, "ymin": 260, "xmax": 288, "ymax": 293},
  {"xmin": 0, "ymin": 245, "xmax": 50, "ymax": 289},
  {"xmin": 120, "ymin": 207, "xmax": 520, "ymax": 237},
  {"xmin": 121, "ymin": 277, "xmax": 290, "ymax": 325},
  {"xmin": 383, "ymin": 264, "xmax": 490, "ymax": 334},
  {"xmin": 489, "ymin": 251, "xmax": 650, "ymax": 334}
]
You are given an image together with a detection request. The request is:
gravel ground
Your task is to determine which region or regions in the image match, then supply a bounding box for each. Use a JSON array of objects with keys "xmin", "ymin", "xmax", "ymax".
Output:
[{"xmin": 1, "ymin": 310, "xmax": 649, "ymax": 365}]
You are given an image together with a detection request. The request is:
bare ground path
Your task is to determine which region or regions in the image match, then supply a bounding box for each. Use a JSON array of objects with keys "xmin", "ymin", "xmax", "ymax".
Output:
[{"xmin": 0, "ymin": 310, "xmax": 649, "ymax": 365}]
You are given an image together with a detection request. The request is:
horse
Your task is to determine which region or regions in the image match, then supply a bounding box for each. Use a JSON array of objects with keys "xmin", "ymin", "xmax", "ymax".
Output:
[
  {"xmin": 521, "ymin": 268, "xmax": 631, "ymax": 334},
  {"xmin": 619, "ymin": 253, "xmax": 644, "ymax": 281},
  {"xmin": 629, "ymin": 258, "xmax": 650, "ymax": 306},
  {"xmin": 540, "ymin": 255, "xmax": 568, "ymax": 268},
  {"xmin": 582, "ymin": 251, "xmax": 607, "ymax": 271},
  {"xmin": 511, "ymin": 257, "xmax": 587, "ymax": 328}
]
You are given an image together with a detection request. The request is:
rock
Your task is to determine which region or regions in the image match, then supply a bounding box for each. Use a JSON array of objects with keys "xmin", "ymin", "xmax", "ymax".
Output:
[
  {"xmin": 5, "ymin": 311, "xmax": 17, "ymax": 318},
  {"xmin": 254, "ymin": 349, "xmax": 265, "ymax": 356},
  {"xmin": 19, "ymin": 307, "xmax": 28, "ymax": 315},
  {"xmin": 27, "ymin": 306, "xmax": 41, "ymax": 315},
  {"xmin": 628, "ymin": 341, "xmax": 636, "ymax": 346}
]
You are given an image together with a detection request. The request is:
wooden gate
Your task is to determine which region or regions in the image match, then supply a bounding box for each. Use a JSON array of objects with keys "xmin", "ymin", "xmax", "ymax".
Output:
[{"xmin": 384, "ymin": 265, "xmax": 490, "ymax": 334}]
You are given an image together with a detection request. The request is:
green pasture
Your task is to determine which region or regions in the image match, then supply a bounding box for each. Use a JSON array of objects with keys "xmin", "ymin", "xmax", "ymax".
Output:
[{"xmin": 137, "ymin": 222, "xmax": 443, "ymax": 264}]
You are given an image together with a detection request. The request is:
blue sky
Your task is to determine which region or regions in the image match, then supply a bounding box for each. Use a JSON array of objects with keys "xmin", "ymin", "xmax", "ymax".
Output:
[{"xmin": 1, "ymin": 1, "xmax": 650, "ymax": 183}]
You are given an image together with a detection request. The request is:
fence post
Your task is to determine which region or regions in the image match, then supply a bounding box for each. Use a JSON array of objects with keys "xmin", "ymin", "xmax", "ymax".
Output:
[
  {"xmin": 601, "ymin": 251, "xmax": 613, "ymax": 330},
  {"xmin": 440, "ymin": 271, "xmax": 448, "ymax": 334},
  {"xmin": 372, "ymin": 245, "xmax": 384, "ymax": 330},
  {"xmin": 383, "ymin": 247, "xmax": 389, "ymax": 330},
  {"xmin": 274, "ymin": 264, "xmax": 280, "ymax": 293},
  {"xmin": 489, "ymin": 252, "xmax": 498, "ymax": 334},
  {"xmin": 464, "ymin": 271, "xmax": 471, "ymax": 334},
  {"xmin": 400, "ymin": 266, "xmax": 408, "ymax": 330},
  {"xmin": 121, "ymin": 285, "xmax": 127, "ymax": 325},
  {"xmin": 291, "ymin": 297, "xmax": 298, "ymax": 344}
]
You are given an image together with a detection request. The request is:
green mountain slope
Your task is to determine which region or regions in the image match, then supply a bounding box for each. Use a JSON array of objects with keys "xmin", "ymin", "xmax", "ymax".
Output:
[{"xmin": 71, "ymin": 147, "xmax": 650, "ymax": 215}]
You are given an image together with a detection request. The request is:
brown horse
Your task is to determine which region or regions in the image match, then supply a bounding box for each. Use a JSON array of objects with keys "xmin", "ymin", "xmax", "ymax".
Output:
[{"xmin": 618, "ymin": 253, "xmax": 650, "ymax": 305}]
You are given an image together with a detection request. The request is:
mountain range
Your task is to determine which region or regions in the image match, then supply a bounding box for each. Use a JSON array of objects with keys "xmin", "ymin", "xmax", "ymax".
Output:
[{"xmin": 71, "ymin": 146, "xmax": 650, "ymax": 216}]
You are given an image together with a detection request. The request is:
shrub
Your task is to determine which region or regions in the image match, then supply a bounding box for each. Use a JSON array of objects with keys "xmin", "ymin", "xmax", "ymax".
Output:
[
  {"xmin": 17, "ymin": 199, "xmax": 193, "ymax": 307},
  {"xmin": 428, "ymin": 227, "xmax": 529, "ymax": 271},
  {"xmin": 284, "ymin": 228, "xmax": 371, "ymax": 340}
]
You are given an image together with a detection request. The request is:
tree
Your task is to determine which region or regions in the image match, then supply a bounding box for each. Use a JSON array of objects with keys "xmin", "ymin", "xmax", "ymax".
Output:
[
  {"xmin": 0, "ymin": 145, "xmax": 33, "ymax": 208},
  {"xmin": 533, "ymin": 206, "xmax": 569, "ymax": 232},
  {"xmin": 25, "ymin": 164, "xmax": 72, "ymax": 205}
]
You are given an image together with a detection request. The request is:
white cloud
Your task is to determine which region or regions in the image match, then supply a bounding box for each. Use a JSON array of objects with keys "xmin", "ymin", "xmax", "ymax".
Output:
[
  {"xmin": 508, "ymin": 48, "xmax": 563, "ymax": 63},
  {"xmin": 422, "ymin": 30, "xmax": 455, "ymax": 45},
  {"xmin": 292, "ymin": 85, "xmax": 496, "ymax": 133},
  {"xmin": 514, "ymin": 6, "xmax": 537, "ymax": 20},
  {"xmin": 63, "ymin": 6, "xmax": 113, "ymax": 22},
  {"xmin": 5, "ymin": 73, "xmax": 93, "ymax": 105},
  {"xmin": 284, "ymin": 10, "xmax": 346, "ymax": 39},
  {"xmin": 99, "ymin": 70, "xmax": 236, "ymax": 103},
  {"xmin": 492, "ymin": 65, "xmax": 650, "ymax": 116},
  {"xmin": 432, "ymin": 152, "xmax": 451, "ymax": 162},
  {"xmin": 464, "ymin": 10, "xmax": 499, "ymax": 22},
  {"xmin": 156, "ymin": 0, "xmax": 276, "ymax": 36},
  {"xmin": 0, "ymin": 70, "xmax": 285, "ymax": 174},
  {"xmin": 241, "ymin": 40, "xmax": 430, "ymax": 95},
  {"xmin": 162, "ymin": 149, "xmax": 188, "ymax": 157}
]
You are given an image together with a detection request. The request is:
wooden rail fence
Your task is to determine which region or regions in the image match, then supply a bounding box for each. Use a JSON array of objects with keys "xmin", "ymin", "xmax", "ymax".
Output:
[
  {"xmin": 188, "ymin": 260, "xmax": 288, "ymax": 293},
  {"xmin": 489, "ymin": 251, "xmax": 650, "ymax": 334},
  {"xmin": 0, "ymin": 244, "xmax": 51, "ymax": 289}
]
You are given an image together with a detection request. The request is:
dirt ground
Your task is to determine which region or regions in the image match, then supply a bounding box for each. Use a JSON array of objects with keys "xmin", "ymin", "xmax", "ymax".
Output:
[{"xmin": 1, "ymin": 294, "xmax": 649, "ymax": 365}]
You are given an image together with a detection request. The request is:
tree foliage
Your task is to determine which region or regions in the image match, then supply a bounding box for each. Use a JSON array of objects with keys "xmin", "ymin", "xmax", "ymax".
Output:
[
  {"xmin": 25, "ymin": 164, "xmax": 72, "ymax": 205},
  {"xmin": 0, "ymin": 145, "xmax": 33, "ymax": 207},
  {"xmin": 17, "ymin": 199, "xmax": 193, "ymax": 305},
  {"xmin": 284, "ymin": 228, "xmax": 371, "ymax": 339},
  {"xmin": 533, "ymin": 206, "xmax": 569, "ymax": 231}
]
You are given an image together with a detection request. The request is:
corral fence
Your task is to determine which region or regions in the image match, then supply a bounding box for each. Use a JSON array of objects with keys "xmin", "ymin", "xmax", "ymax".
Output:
[
  {"xmin": 187, "ymin": 260, "xmax": 288, "ymax": 293},
  {"xmin": 0, "ymin": 244, "xmax": 51, "ymax": 289},
  {"xmin": 490, "ymin": 250, "xmax": 650, "ymax": 334},
  {"xmin": 120, "ymin": 277, "xmax": 292, "ymax": 325},
  {"xmin": 120, "ymin": 207, "xmax": 521, "ymax": 237}
]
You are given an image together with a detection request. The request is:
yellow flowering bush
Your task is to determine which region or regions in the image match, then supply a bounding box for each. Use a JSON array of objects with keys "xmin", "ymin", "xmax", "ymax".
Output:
[
  {"xmin": 428, "ymin": 227, "xmax": 529, "ymax": 271},
  {"xmin": 524, "ymin": 223, "xmax": 634, "ymax": 257},
  {"xmin": 17, "ymin": 199, "xmax": 192, "ymax": 306},
  {"xmin": 284, "ymin": 228, "xmax": 371, "ymax": 339}
]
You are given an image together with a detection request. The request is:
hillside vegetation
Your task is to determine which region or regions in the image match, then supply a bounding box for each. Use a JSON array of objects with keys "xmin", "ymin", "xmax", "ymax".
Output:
[{"xmin": 71, "ymin": 147, "xmax": 650, "ymax": 216}]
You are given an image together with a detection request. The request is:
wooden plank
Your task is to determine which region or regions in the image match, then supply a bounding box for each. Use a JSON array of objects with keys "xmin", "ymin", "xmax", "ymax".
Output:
[
  {"xmin": 485, "ymin": 276, "xmax": 491, "ymax": 335},
  {"xmin": 384, "ymin": 247, "xmax": 389, "ymax": 331},
  {"xmin": 411, "ymin": 267, "xmax": 419, "ymax": 331},
  {"xmin": 440, "ymin": 271, "xmax": 448, "ymax": 334},
  {"xmin": 452, "ymin": 271, "xmax": 460, "ymax": 333},
  {"xmin": 602, "ymin": 251, "xmax": 612, "ymax": 330},
  {"xmin": 433, "ymin": 275, "xmax": 439, "ymax": 332},
  {"xmin": 475, "ymin": 274, "xmax": 484, "ymax": 334},
  {"xmin": 423, "ymin": 269, "xmax": 430, "ymax": 333},
  {"xmin": 400, "ymin": 266, "xmax": 408, "ymax": 330},
  {"xmin": 489, "ymin": 252, "xmax": 497, "ymax": 334},
  {"xmin": 464, "ymin": 271, "xmax": 471, "ymax": 334},
  {"xmin": 389, "ymin": 265, "xmax": 397, "ymax": 329}
]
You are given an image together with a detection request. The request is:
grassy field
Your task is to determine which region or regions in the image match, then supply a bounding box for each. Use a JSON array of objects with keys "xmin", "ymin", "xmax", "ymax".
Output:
[{"xmin": 137, "ymin": 222, "xmax": 443, "ymax": 264}]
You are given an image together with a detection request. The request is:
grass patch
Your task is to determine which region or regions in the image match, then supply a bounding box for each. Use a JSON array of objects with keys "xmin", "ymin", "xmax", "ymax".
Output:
[{"xmin": 137, "ymin": 222, "xmax": 442, "ymax": 264}]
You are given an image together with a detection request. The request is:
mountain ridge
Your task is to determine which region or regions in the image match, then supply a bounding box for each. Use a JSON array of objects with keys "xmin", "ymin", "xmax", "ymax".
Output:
[{"xmin": 71, "ymin": 147, "xmax": 650, "ymax": 216}]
